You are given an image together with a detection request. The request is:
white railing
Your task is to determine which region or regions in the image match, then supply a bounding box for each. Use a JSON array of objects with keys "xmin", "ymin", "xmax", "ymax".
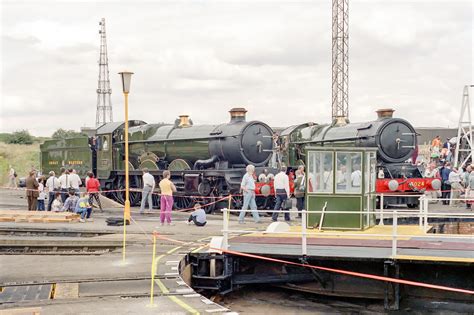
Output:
[{"xmin": 220, "ymin": 205, "xmax": 474, "ymax": 259}]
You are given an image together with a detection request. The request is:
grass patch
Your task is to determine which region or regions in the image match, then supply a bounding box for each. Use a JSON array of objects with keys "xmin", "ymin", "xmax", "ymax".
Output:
[{"xmin": 0, "ymin": 143, "xmax": 40, "ymax": 185}]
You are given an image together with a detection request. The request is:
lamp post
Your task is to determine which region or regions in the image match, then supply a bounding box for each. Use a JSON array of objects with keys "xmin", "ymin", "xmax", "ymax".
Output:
[{"xmin": 119, "ymin": 71, "xmax": 133, "ymax": 263}]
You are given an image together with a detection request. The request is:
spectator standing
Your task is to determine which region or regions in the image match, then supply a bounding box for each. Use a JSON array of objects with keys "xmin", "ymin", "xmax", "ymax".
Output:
[
  {"xmin": 37, "ymin": 178, "xmax": 46, "ymax": 211},
  {"xmin": 25, "ymin": 171, "xmax": 39, "ymax": 210},
  {"xmin": 58, "ymin": 168, "xmax": 70, "ymax": 203},
  {"xmin": 424, "ymin": 163, "xmax": 439, "ymax": 202},
  {"xmin": 159, "ymin": 170, "xmax": 177, "ymax": 226},
  {"xmin": 51, "ymin": 193, "xmax": 63, "ymax": 211},
  {"xmin": 140, "ymin": 168, "xmax": 155, "ymax": 214},
  {"xmin": 466, "ymin": 168, "xmax": 474, "ymax": 210},
  {"xmin": 62, "ymin": 190, "xmax": 79, "ymax": 212},
  {"xmin": 431, "ymin": 135, "xmax": 441, "ymax": 162},
  {"xmin": 45, "ymin": 171, "xmax": 60, "ymax": 211},
  {"xmin": 8, "ymin": 165, "xmax": 17, "ymax": 188},
  {"xmin": 272, "ymin": 166, "xmax": 291, "ymax": 222},
  {"xmin": 187, "ymin": 204, "xmax": 207, "ymax": 226},
  {"xmin": 294, "ymin": 165, "xmax": 306, "ymax": 218},
  {"xmin": 440, "ymin": 162, "xmax": 452, "ymax": 205},
  {"xmin": 239, "ymin": 165, "xmax": 260, "ymax": 224},
  {"xmin": 86, "ymin": 172, "xmax": 102, "ymax": 211},
  {"xmin": 448, "ymin": 167, "xmax": 463, "ymax": 206},
  {"xmin": 69, "ymin": 169, "xmax": 82, "ymax": 196},
  {"xmin": 351, "ymin": 164, "xmax": 362, "ymax": 189}
]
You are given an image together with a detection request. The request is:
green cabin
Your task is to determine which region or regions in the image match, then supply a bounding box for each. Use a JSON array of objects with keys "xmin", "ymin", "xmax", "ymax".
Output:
[{"xmin": 305, "ymin": 146, "xmax": 377, "ymax": 230}]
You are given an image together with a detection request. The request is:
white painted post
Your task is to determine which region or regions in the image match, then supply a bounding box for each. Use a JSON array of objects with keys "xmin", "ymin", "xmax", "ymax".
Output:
[
  {"xmin": 418, "ymin": 196, "xmax": 424, "ymax": 229},
  {"xmin": 301, "ymin": 210, "xmax": 307, "ymax": 256},
  {"xmin": 423, "ymin": 197, "xmax": 429, "ymax": 232},
  {"xmin": 392, "ymin": 210, "xmax": 398, "ymax": 257},
  {"xmin": 222, "ymin": 208, "xmax": 229, "ymax": 250},
  {"xmin": 379, "ymin": 194, "xmax": 384, "ymax": 225}
]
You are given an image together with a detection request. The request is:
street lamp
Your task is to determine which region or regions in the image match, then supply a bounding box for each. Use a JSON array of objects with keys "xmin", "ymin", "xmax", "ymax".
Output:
[{"xmin": 119, "ymin": 71, "xmax": 133, "ymax": 263}]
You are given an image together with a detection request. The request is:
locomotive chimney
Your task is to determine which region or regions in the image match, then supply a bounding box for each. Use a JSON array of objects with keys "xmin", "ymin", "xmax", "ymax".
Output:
[
  {"xmin": 376, "ymin": 108, "xmax": 395, "ymax": 119},
  {"xmin": 229, "ymin": 107, "xmax": 247, "ymax": 122},
  {"xmin": 178, "ymin": 115, "xmax": 191, "ymax": 127}
]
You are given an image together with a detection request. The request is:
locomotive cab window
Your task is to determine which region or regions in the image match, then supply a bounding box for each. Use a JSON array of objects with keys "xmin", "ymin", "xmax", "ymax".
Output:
[
  {"xmin": 336, "ymin": 152, "xmax": 362, "ymax": 194},
  {"xmin": 307, "ymin": 151, "xmax": 333, "ymax": 193}
]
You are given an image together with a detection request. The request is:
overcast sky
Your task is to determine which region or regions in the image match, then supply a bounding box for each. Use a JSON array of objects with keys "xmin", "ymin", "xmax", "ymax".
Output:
[{"xmin": 0, "ymin": 0, "xmax": 472, "ymax": 136}]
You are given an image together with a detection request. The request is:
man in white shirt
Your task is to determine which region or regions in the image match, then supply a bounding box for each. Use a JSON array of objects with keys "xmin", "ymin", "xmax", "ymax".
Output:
[
  {"xmin": 58, "ymin": 168, "xmax": 70, "ymax": 203},
  {"xmin": 272, "ymin": 166, "xmax": 291, "ymax": 222},
  {"xmin": 351, "ymin": 164, "xmax": 362, "ymax": 191},
  {"xmin": 45, "ymin": 171, "xmax": 60, "ymax": 211},
  {"xmin": 68, "ymin": 169, "xmax": 82, "ymax": 196},
  {"xmin": 140, "ymin": 168, "xmax": 156, "ymax": 213}
]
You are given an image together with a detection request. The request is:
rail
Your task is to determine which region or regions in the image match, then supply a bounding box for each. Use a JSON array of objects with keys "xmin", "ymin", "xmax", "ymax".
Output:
[{"xmin": 220, "ymin": 198, "xmax": 474, "ymax": 259}]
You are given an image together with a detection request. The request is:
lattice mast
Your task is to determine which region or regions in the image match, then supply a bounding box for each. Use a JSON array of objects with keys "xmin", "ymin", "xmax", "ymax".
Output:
[
  {"xmin": 95, "ymin": 18, "xmax": 113, "ymax": 127},
  {"xmin": 331, "ymin": 0, "xmax": 349, "ymax": 123},
  {"xmin": 454, "ymin": 85, "xmax": 474, "ymax": 168}
]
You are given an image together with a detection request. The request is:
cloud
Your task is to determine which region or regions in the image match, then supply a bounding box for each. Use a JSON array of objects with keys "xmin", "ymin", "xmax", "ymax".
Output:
[{"xmin": 0, "ymin": 0, "xmax": 472, "ymax": 137}]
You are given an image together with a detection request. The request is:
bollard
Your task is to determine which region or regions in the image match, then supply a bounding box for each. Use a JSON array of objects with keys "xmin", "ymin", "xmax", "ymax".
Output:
[
  {"xmin": 301, "ymin": 210, "xmax": 307, "ymax": 256},
  {"xmin": 148, "ymin": 233, "xmax": 157, "ymax": 307},
  {"xmin": 392, "ymin": 211, "xmax": 398, "ymax": 257}
]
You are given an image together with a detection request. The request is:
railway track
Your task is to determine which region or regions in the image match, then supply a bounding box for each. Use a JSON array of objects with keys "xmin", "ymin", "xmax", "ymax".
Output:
[{"xmin": 0, "ymin": 227, "xmax": 115, "ymax": 238}]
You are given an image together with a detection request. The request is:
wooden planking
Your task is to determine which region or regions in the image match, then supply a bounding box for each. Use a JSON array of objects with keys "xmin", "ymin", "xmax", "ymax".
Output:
[{"xmin": 0, "ymin": 210, "xmax": 79, "ymax": 224}]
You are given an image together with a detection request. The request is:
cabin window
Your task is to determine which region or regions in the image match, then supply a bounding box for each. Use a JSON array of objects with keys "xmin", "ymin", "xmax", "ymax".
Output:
[
  {"xmin": 307, "ymin": 151, "xmax": 333, "ymax": 193},
  {"xmin": 335, "ymin": 152, "xmax": 362, "ymax": 194},
  {"xmin": 102, "ymin": 135, "xmax": 109, "ymax": 151},
  {"xmin": 365, "ymin": 152, "xmax": 376, "ymax": 193}
]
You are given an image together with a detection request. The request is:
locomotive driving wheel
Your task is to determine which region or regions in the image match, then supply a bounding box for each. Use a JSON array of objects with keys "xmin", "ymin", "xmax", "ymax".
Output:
[
  {"xmin": 152, "ymin": 194, "xmax": 161, "ymax": 209},
  {"xmin": 193, "ymin": 192, "xmax": 217, "ymax": 214}
]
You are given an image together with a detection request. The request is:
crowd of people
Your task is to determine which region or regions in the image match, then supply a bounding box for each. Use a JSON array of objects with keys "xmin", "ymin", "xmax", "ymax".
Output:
[
  {"xmin": 426, "ymin": 135, "xmax": 473, "ymax": 209},
  {"xmin": 22, "ymin": 167, "xmax": 103, "ymax": 222}
]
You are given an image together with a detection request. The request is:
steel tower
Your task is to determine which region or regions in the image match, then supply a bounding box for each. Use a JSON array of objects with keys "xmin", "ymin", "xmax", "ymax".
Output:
[
  {"xmin": 454, "ymin": 85, "xmax": 474, "ymax": 168},
  {"xmin": 332, "ymin": 0, "xmax": 349, "ymax": 123},
  {"xmin": 96, "ymin": 18, "xmax": 113, "ymax": 127}
]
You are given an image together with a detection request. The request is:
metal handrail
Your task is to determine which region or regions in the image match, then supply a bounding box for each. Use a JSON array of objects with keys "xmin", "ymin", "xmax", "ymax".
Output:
[{"xmin": 220, "ymin": 201, "xmax": 474, "ymax": 259}]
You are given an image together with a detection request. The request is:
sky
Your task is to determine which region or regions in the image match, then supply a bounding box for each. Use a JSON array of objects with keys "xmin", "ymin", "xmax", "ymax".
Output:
[{"xmin": 0, "ymin": 0, "xmax": 472, "ymax": 137}]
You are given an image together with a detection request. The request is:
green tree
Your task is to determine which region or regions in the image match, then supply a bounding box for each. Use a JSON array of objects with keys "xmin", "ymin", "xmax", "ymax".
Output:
[
  {"xmin": 6, "ymin": 130, "xmax": 34, "ymax": 145},
  {"xmin": 51, "ymin": 128, "xmax": 85, "ymax": 139}
]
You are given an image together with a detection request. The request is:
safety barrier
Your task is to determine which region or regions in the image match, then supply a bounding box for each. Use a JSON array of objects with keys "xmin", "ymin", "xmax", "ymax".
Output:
[{"xmin": 220, "ymin": 207, "xmax": 474, "ymax": 260}]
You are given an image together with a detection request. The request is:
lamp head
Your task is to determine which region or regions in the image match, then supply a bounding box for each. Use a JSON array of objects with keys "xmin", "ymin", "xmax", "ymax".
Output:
[{"xmin": 118, "ymin": 71, "xmax": 134, "ymax": 93}]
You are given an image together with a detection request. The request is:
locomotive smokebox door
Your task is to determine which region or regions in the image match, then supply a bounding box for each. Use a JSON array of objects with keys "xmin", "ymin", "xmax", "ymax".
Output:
[{"xmin": 305, "ymin": 146, "xmax": 377, "ymax": 230}]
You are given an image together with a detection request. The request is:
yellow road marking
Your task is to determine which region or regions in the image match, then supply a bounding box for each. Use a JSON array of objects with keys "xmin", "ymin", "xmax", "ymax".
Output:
[
  {"xmin": 167, "ymin": 246, "xmax": 183, "ymax": 255},
  {"xmin": 155, "ymin": 279, "xmax": 169, "ymax": 294},
  {"xmin": 168, "ymin": 295, "xmax": 200, "ymax": 315},
  {"xmin": 153, "ymin": 244, "xmax": 201, "ymax": 314},
  {"xmin": 395, "ymin": 255, "xmax": 474, "ymax": 263}
]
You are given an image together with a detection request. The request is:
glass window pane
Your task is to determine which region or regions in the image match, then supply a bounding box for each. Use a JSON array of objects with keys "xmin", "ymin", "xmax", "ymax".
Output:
[
  {"xmin": 336, "ymin": 152, "xmax": 362, "ymax": 194},
  {"xmin": 308, "ymin": 151, "xmax": 333, "ymax": 193}
]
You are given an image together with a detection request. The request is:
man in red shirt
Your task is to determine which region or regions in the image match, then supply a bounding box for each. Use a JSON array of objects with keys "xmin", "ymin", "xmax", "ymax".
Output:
[{"xmin": 86, "ymin": 172, "xmax": 102, "ymax": 211}]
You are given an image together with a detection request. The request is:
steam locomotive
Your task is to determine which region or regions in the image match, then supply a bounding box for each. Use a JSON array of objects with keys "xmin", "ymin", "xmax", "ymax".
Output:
[
  {"xmin": 40, "ymin": 108, "xmax": 437, "ymax": 212},
  {"xmin": 41, "ymin": 108, "xmax": 276, "ymax": 212},
  {"xmin": 277, "ymin": 109, "xmax": 440, "ymax": 207}
]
